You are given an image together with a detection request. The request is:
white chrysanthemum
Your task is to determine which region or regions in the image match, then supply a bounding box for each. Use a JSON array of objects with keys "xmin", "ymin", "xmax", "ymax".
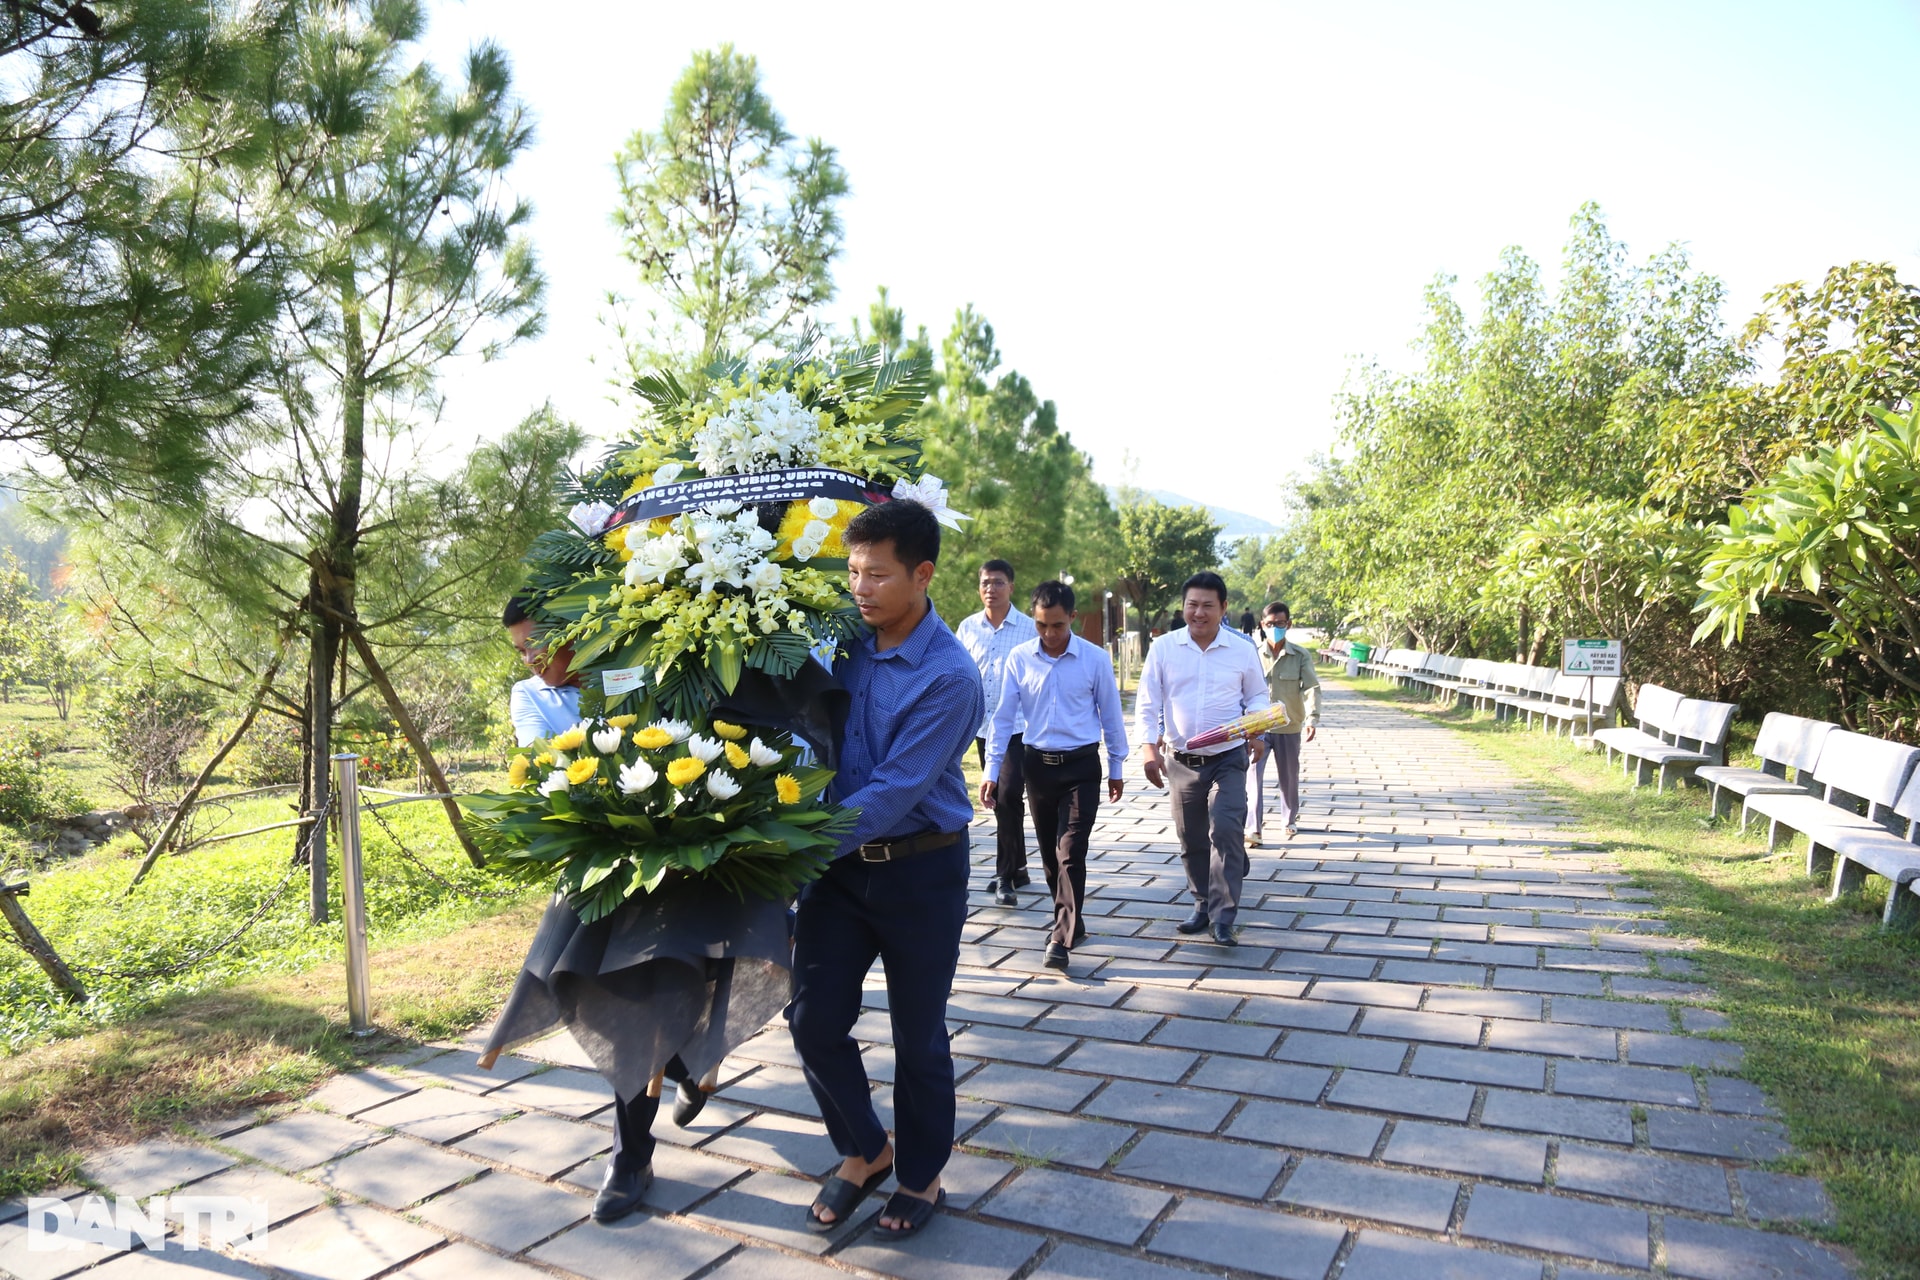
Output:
[
  {"xmin": 686, "ymin": 734, "xmax": 724, "ymax": 763},
  {"xmin": 748, "ymin": 737, "xmax": 783, "ymax": 767},
  {"xmin": 652, "ymin": 719, "xmax": 693, "ymax": 743},
  {"xmin": 616, "ymin": 758, "xmax": 657, "ymax": 795},
  {"xmin": 591, "ymin": 727, "xmax": 624, "ymax": 755},
  {"xmin": 539, "ymin": 770, "xmax": 570, "ymax": 796},
  {"xmin": 705, "ymin": 771, "xmax": 743, "ymax": 800},
  {"xmin": 807, "ymin": 496, "xmax": 839, "ymax": 520},
  {"xmin": 653, "ymin": 462, "xmax": 685, "ymax": 485}
]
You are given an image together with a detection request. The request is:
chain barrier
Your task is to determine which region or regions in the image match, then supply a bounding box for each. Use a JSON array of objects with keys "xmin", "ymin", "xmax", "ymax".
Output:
[
  {"xmin": 363, "ymin": 799, "xmax": 524, "ymax": 901},
  {"xmin": 61, "ymin": 792, "xmax": 337, "ymax": 984}
]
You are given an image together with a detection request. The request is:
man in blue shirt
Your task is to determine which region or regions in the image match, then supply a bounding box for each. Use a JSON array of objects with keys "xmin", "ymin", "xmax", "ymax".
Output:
[
  {"xmin": 790, "ymin": 499, "xmax": 981, "ymax": 1241},
  {"xmin": 982, "ymin": 580, "xmax": 1128, "ymax": 971}
]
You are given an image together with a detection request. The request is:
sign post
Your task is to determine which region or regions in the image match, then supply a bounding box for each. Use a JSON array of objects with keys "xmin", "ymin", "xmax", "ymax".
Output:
[{"xmin": 1561, "ymin": 639, "xmax": 1623, "ymax": 735}]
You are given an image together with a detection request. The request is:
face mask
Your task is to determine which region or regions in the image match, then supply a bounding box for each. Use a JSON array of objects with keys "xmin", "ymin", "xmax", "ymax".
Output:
[{"xmin": 1268, "ymin": 626, "xmax": 1287, "ymax": 642}]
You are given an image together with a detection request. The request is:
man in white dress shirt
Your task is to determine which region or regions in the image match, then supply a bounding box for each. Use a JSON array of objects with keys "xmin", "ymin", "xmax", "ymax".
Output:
[
  {"xmin": 982, "ymin": 580, "xmax": 1128, "ymax": 971},
  {"xmin": 1136, "ymin": 572, "xmax": 1269, "ymax": 947},
  {"xmin": 956, "ymin": 559, "xmax": 1038, "ymax": 906}
]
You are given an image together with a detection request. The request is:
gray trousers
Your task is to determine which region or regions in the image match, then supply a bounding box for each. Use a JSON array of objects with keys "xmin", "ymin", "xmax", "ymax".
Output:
[
  {"xmin": 1168, "ymin": 747, "xmax": 1250, "ymax": 926},
  {"xmin": 1248, "ymin": 731, "xmax": 1302, "ymax": 834}
]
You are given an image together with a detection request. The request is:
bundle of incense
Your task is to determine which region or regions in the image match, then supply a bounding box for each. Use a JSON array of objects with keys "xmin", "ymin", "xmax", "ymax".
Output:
[{"xmin": 1184, "ymin": 703, "xmax": 1292, "ymax": 750}]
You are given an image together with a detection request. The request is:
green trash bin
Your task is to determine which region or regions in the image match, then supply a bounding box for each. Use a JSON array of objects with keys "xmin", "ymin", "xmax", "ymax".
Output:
[{"xmin": 1346, "ymin": 642, "xmax": 1371, "ymax": 678}]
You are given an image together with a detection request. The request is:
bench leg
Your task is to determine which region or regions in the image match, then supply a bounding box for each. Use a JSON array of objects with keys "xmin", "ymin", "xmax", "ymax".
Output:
[
  {"xmin": 1737, "ymin": 801, "xmax": 1751, "ymax": 834},
  {"xmin": 1656, "ymin": 763, "xmax": 1671, "ymax": 793},
  {"xmin": 1829, "ymin": 855, "xmax": 1868, "ymax": 902},
  {"xmin": 1765, "ymin": 818, "xmax": 1781, "ymax": 851},
  {"xmin": 1805, "ymin": 839, "xmax": 1834, "ymax": 880},
  {"xmin": 1886, "ymin": 881, "xmax": 1920, "ymax": 930},
  {"xmin": 1707, "ymin": 785, "xmax": 1725, "ymax": 818}
]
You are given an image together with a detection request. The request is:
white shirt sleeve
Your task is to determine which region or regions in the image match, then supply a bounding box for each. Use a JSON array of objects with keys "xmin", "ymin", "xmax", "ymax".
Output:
[{"xmin": 1134, "ymin": 643, "xmax": 1166, "ymax": 748}]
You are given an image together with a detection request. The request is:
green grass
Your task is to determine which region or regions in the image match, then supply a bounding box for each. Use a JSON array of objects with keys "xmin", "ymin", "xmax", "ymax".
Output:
[{"xmin": 1336, "ymin": 674, "xmax": 1920, "ymax": 1280}]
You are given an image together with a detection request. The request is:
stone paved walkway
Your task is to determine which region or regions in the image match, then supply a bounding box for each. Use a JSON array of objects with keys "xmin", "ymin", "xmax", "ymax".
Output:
[{"xmin": 1, "ymin": 684, "xmax": 1855, "ymax": 1280}]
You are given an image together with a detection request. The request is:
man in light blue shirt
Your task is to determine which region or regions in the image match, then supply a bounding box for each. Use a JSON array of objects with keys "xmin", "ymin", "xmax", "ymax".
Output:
[
  {"xmin": 956, "ymin": 559, "xmax": 1038, "ymax": 905},
  {"xmin": 504, "ymin": 596, "xmax": 582, "ymax": 747},
  {"xmin": 983, "ymin": 580, "xmax": 1128, "ymax": 971}
]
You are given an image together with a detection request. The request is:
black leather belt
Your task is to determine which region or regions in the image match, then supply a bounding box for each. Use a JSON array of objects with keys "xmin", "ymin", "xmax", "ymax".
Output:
[
  {"xmin": 1024, "ymin": 743, "xmax": 1099, "ymax": 767},
  {"xmin": 855, "ymin": 829, "xmax": 966, "ymax": 863},
  {"xmin": 1173, "ymin": 748, "xmax": 1237, "ymax": 770}
]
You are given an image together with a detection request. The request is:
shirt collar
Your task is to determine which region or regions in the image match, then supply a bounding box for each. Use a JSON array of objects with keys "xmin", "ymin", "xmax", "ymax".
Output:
[{"xmin": 866, "ymin": 600, "xmax": 946, "ymax": 663}]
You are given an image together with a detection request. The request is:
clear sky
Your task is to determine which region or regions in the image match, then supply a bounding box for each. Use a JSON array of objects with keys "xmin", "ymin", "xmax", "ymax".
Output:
[{"xmin": 413, "ymin": 0, "xmax": 1920, "ymax": 521}]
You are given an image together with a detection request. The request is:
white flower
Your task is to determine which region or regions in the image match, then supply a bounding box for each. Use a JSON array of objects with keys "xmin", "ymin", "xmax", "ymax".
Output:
[
  {"xmin": 616, "ymin": 758, "xmax": 657, "ymax": 795},
  {"xmin": 651, "ymin": 719, "xmax": 693, "ymax": 743},
  {"xmin": 790, "ymin": 537, "xmax": 822, "ymax": 562},
  {"xmin": 807, "ymin": 496, "xmax": 839, "ymax": 520},
  {"xmin": 591, "ymin": 727, "xmax": 624, "ymax": 755},
  {"xmin": 801, "ymin": 519, "xmax": 831, "ymax": 543},
  {"xmin": 539, "ymin": 770, "xmax": 570, "ymax": 796},
  {"xmin": 705, "ymin": 771, "xmax": 742, "ymax": 800},
  {"xmin": 690, "ymin": 388, "xmax": 822, "ymax": 475},
  {"xmin": 653, "ymin": 462, "xmax": 685, "ymax": 485},
  {"xmin": 745, "ymin": 560, "xmax": 784, "ymax": 596},
  {"xmin": 624, "ymin": 534, "xmax": 690, "ymax": 586},
  {"xmin": 748, "ymin": 737, "xmax": 783, "ymax": 767},
  {"xmin": 567, "ymin": 501, "xmax": 616, "ymax": 535},
  {"xmin": 550, "ymin": 750, "xmax": 570, "ymax": 768},
  {"xmin": 686, "ymin": 734, "xmax": 724, "ymax": 763}
]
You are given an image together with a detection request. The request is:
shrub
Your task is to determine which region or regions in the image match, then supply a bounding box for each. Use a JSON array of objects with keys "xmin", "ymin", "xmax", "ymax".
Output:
[
  {"xmin": 0, "ymin": 730, "xmax": 86, "ymax": 825},
  {"xmin": 223, "ymin": 713, "xmax": 302, "ymax": 788},
  {"xmin": 86, "ymin": 676, "xmax": 216, "ymax": 806}
]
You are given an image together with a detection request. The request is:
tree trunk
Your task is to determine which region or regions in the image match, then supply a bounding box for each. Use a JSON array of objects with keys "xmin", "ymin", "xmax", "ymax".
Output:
[{"xmin": 345, "ymin": 627, "xmax": 485, "ymax": 867}]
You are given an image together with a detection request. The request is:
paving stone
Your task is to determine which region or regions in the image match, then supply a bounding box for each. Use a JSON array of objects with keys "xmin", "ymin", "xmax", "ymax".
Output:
[
  {"xmin": 406, "ymin": 1052, "xmax": 539, "ymax": 1093},
  {"xmin": 158, "ymin": 1164, "xmax": 325, "ymax": 1229},
  {"xmin": 1031, "ymin": 1242, "xmax": 1216, "ymax": 1280},
  {"xmin": 1460, "ymin": 1184, "xmax": 1648, "ymax": 1269},
  {"xmin": 948, "ymin": 990, "xmax": 1049, "ymax": 1028},
  {"xmin": 1186, "ymin": 1055, "xmax": 1330, "ymax": 1102},
  {"xmin": 703, "ymin": 1251, "xmax": 842, "ymax": 1280},
  {"xmin": 455, "ymin": 1111, "xmax": 609, "ymax": 1177},
  {"xmin": 1376, "ymin": 959, "xmax": 1486, "ymax": 986},
  {"xmin": 234, "ymin": 1202, "xmax": 444, "ymax": 1280},
  {"xmin": 835, "ymin": 1209, "xmax": 1048, "ymax": 1280},
  {"xmin": 1354, "ymin": 1006, "xmax": 1483, "ymax": 1045},
  {"xmin": 1033, "ymin": 1004, "xmax": 1165, "ymax": 1042},
  {"xmin": 718, "ymin": 1064, "xmax": 823, "ymax": 1116},
  {"xmin": 386, "ymin": 1243, "xmax": 553, "ymax": 1280},
  {"xmin": 1423, "ymin": 988, "xmax": 1545, "ymax": 1020},
  {"xmin": 1409, "ymin": 1044, "xmax": 1545, "ymax": 1089},
  {"xmin": 1486, "ymin": 1018, "xmax": 1618, "ymax": 1059},
  {"xmin": 1550, "ymin": 996, "xmax": 1674, "ymax": 1031},
  {"xmin": 1055, "ymin": 1041, "xmax": 1198, "ymax": 1083},
  {"xmin": 1226, "ymin": 1098, "xmax": 1384, "ymax": 1157},
  {"xmin": 1554, "ymin": 1142, "xmax": 1733, "ymax": 1213},
  {"xmin": 959, "ymin": 1063, "xmax": 1101, "ymax": 1112},
  {"xmin": 1704, "ymin": 1076, "xmax": 1778, "ymax": 1117},
  {"xmin": 1383, "ymin": 1119, "xmax": 1547, "ymax": 1183},
  {"xmin": 692, "ymin": 1167, "xmax": 889, "ymax": 1254},
  {"xmin": 1271, "ymin": 1029, "xmax": 1407, "ymax": 1072},
  {"xmin": 1552, "ymin": 1060, "xmax": 1698, "ymax": 1108},
  {"xmin": 1146, "ymin": 1018, "xmax": 1279, "ymax": 1057},
  {"xmin": 968, "ymin": 1107, "xmax": 1134, "ymax": 1169},
  {"xmin": 1681, "ymin": 1006, "xmax": 1732, "ymax": 1032},
  {"xmin": 1302, "ymin": 979, "xmax": 1423, "ymax": 1008},
  {"xmin": 315, "ymin": 1139, "xmax": 482, "ymax": 1208},
  {"xmin": 1277, "ymin": 1155, "xmax": 1459, "ymax": 1230},
  {"xmin": 703, "ymin": 1112, "xmax": 843, "ymax": 1175},
  {"xmin": 1480, "ymin": 1089, "xmax": 1633, "ymax": 1143},
  {"xmin": 1339, "ymin": 1229, "xmax": 1543, "ymax": 1280},
  {"xmin": 948, "ymin": 1025, "xmax": 1076, "ymax": 1066},
  {"xmin": 931, "ymin": 1149, "xmax": 1016, "ymax": 1211},
  {"xmin": 1327, "ymin": 1070, "xmax": 1475, "ymax": 1121},
  {"xmin": 531, "ymin": 1213, "xmax": 736, "ymax": 1279},
  {"xmin": 479, "ymin": 1066, "xmax": 614, "ymax": 1118},
  {"xmin": 79, "ymin": 1140, "xmax": 235, "ymax": 1198},
  {"xmin": 1145, "ymin": 1196, "xmax": 1346, "ymax": 1278},
  {"xmin": 221, "ymin": 1111, "xmax": 382, "ymax": 1171},
  {"xmin": 1627, "ymin": 1031, "xmax": 1744, "ymax": 1071},
  {"xmin": 414, "ymin": 1169, "xmax": 587, "ymax": 1252},
  {"xmin": 1663, "ymin": 1216, "xmax": 1852, "ymax": 1280},
  {"xmin": 1234, "ymin": 994, "xmax": 1357, "ymax": 1032},
  {"xmin": 307, "ymin": 1070, "xmax": 421, "ymax": 1117},
  {"xmin": 1646, "ymin": 1110, "xmax": 1792, "ymax": 1160},
  {"xmin": 1082, "ymin": 1079, "xmax": 1235, "ymax": 1133},
  {"xmin": 356, "ymin": 1087, "xmax": 515, "ymax": 1143},
  {"xmin": 1114, "ymin": 1130, "xmax": 1286, "ymax": 1196},
  {"xmin": 1121, "ymin": 984, "xmax": 1244, "ymax": 1020},
  {"xmin": 0, "ymin": 1212, "xmax": 130, "ymax": 1280},
  {"xmin": 980, "ymin": 1167, "xmax": 1170, "ymax": 1246},
  {"xmin": 80, "ymin": 1245, "xmax": 268, "ymax": 1280},
  {"xmin": 1270, "ymin": 950, "xmax": 1379, "ymax": 978},
  {"xmin": 1494, "ymin": 967, "xmax": 1604, "ymax": 995},
  {"xmin": 1741, "ymin": 1170, "xmax": 1835, "ymax": 1224},
  {"xmin": 558, "ymin": 1141, "xmax": 745, "ymax": 1214}
]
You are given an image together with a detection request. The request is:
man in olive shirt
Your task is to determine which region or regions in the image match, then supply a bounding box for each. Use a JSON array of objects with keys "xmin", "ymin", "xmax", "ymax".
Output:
[{"xmin": 1248, "ymin": 602, "xmax": 1320, "ymax": 844}]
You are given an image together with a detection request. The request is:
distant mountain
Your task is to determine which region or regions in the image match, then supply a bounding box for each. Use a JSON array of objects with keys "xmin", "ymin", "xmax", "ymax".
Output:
[{"xmin": 1109, "ymin": 487, "xmax": 1280, "ymax": 541}]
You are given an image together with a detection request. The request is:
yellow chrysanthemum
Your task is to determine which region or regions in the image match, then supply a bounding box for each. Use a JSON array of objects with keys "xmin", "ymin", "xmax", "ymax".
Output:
[
  {"xmin": 607, "ymin": 714, "xmax": 639, "ymax": 729},
  {"xmin": 667, "ymin": 757, "xmax": 707, "ymax": 788},
  {"xmin": 603, "ymin": 528, "xmax": 633, "ymax": 562},
  {"xmin": 507, "ymin": 755, "xmax": 531, "ymax": 787},
  {"xmin": 710, "ymin": 720, "xmax": 748, "ymax": 740},
  {"xmin": 551, "ymin": 726, "xmax": 587, "ymax": 752},
  {"xmin": 534, "ymin": 752, "xmax": 553, "ymax": 767},
  {"xmin": 634, "ymin": 727, "xmax": 672, "ymax": 750},
  {"xmin": 724, "ymin": 742, "xmax": 751, "ymax": 770},
  {"xmin": 566, "ymin": 758, "xmax": 598, "ymax": 786},
  {"xmin": 775, "ymin": 773, "xmax": 802, "ymax": 805}
]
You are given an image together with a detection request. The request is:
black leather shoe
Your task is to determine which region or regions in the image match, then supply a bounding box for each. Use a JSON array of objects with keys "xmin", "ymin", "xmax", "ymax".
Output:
[
  {"xmin": 1010, "ymin": 869, "xmax": 1033, "ymax": 889},
  {"xmin": 672, "ymin": 1077, "xmax": 709, "ymax": 1127},
  {"xmin": 1211, "ymin": 922, "xmax": 1238, "ymax": 947},
  {"xmin": 1044, "ymin": 943, "xmax": 1070, "ymax": 970},
  {"xmin": 1175, "ymin": 911, "xmax": 1211, "ymax": 935},
  {"xmin": 593, "ymin": 1162, "xmax": 652, "ymax": 1222},
  {"xmin": 985, "ymin": 877, "xmax": 1002, "ymax": 895},
  {"xmin": 996, "ymin": 889, "xmax": 1017, "ymax": 907}
]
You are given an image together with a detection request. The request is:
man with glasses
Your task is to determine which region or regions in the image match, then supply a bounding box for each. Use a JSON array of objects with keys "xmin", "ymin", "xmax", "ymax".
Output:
[
  {"xmin": 957, "ymin": 558, "xmax": 1036, "ymax": 905},
  {"xmin": 1248, "ymin": 602, "xmax": 1320, "ymax": 844}
]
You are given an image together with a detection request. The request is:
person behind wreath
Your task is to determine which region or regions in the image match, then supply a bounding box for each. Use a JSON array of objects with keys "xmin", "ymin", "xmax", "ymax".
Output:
[{"xmin": 981, "ymin": 579, "xmax": 1128, "ymax": 972}]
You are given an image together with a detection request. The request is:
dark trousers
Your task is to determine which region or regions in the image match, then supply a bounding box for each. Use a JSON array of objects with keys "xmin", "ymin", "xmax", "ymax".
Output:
[
  {"xmin": 975, "ymin": 734, "xmax": 1028, "ymax": 882},
  {"xmin": 1248, "ymin": 731, "xmax": 1303, "ymax": 833},
  {"xmin": 1168, "ymin": 746, "xmax": 1250, "ymax": 927},
  {"xmin": 789, "ymin": 844, "xmax": 969, "ymax": 1193},
  {"xmin": 609, "ymin": 1089, "xmax": 661, "ymax": 1172},
  {"xmin": 1025, "ymin": 747, "xmax": 1102, "ymax": 948}
]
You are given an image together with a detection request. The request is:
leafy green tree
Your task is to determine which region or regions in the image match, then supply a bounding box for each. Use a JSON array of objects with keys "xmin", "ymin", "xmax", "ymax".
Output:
[
  {"xmin": 1115, "ymin": 497, "xmax": 1221, "ymax": 633},
  {"xmin": 0, "ymin": 551, "xmax": 35, "ymax": 702},
  {"xmin": 612, "ymin": 45, "xmax": 846, "ymax": 374}
]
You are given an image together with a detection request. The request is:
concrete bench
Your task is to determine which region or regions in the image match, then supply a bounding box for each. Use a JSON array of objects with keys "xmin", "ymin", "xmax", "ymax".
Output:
[
  {"xmin": 1490, "ymin": 665, "xmax": 1558, "ymax": 722},
  {"xmin": 1593, "ymin": 686, "xmax": 1737, "ymax": 791},
  {"xmin": 1507, "ymin": 674, "xmax": 1622, "ymax": 737},
  {"xmin": 1433, "ymin": 657, "xmax": 1498, "ymax": 706},
  {"xmin": 1361, "ymin": 647, "xmax": 1413, "ymax": 682},
  {"xmin": 1405, "ymin": 653, "xmax": 1464, "ymax": 697},
  {"xmin": 1828, "ymin": 766, "xmax": 1920, "ymax": 928},
  {"xmin": 1694, "ymin": 713, "xmax": 1838, "ymax": 832},
  {"xmin": 1462, "ymin": 661, "xmax": 1524, "ymax": 714},
  {"xmin": 1745, "ymin": 729, "xmax": 1920, "ymax": 879}
]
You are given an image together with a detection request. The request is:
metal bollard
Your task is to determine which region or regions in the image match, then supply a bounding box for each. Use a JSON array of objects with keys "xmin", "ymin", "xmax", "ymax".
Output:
[{"xmin": 332, "ymin": 753, "xmax": 373, "ymax": 1035}]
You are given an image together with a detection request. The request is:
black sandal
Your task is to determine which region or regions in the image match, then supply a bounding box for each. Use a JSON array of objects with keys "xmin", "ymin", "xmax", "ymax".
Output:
[
  {"xmin": 870, "ymin": 1187, "xmax": 945, "ymax": 1240},
  {"xmin": 805, "ymin": 1161, "xmax": 893, "ymax": 1232}
]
